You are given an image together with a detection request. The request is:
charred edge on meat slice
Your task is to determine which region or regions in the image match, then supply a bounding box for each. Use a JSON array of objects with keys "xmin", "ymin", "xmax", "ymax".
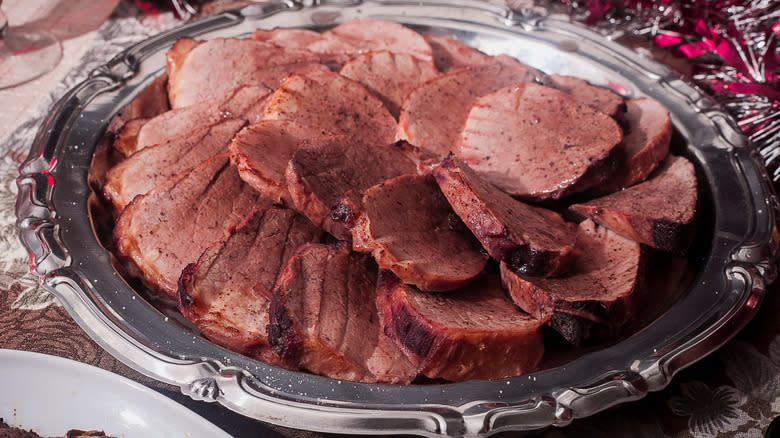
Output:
[
  {"xmin": 553, "ymin": 143, "xmax": 625, "ymax": 199},
  {"xmin": 378, "ymin": 273, "xmax": 437, "ymax": 362},
  {"xmin": 652, "ymin": 218, "xmax": 696, "ymax": 254},
  {"xmin": 177, "ymin": 262, "xmax": 197, "ymax": 309},
  {"xmin": 506, "ymin": 244, "xmax": 565, "ymax": 277},
  {"xmin": 267, "ymin": 292, "xmax": 303, "ymax": 366},
  {"xmin": 434, "ymin": 153, "xmax": 578, "ymax": 277}
]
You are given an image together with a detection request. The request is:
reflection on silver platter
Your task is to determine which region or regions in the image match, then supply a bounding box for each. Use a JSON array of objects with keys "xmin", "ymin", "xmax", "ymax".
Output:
[{"xmin": 14, "ymin": 0, "xmax": 779, "ymax": 436}]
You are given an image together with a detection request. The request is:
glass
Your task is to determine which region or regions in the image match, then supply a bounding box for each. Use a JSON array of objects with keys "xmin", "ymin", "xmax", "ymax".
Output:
[{"xmin": 0, "ymin": 1, "xmax": 62, "ymax": 89}]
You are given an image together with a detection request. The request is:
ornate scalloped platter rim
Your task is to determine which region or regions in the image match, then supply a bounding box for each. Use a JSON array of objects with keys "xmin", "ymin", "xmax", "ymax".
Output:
[{"xmin": 13, "ymin": 0, "xmax": 779, "ymax": 436}]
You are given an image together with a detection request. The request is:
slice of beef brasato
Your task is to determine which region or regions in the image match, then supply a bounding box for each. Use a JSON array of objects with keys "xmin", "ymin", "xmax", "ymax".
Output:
[
  {"xmin": 104, "ymin": 118, "xmax": 246, "ymax": 212},
  {"xmin": 166, "ymin": 37, "xmax": 329, "ymax": 108},
  {"xmin": 126, "ymin": 86, "xmax": 270, "ymax": 157},
  {"xmin": 229, "ymin": 120, "xmax": 337, "ymax": 206},
  {"xmin": 322, "ymin": 18, "xmax": 435, "ymax": 63},
  {"xmin": 433, "ymin": 155, "xmax": 579, "ymax": 277},
  {"xmin": 352, "ymin": 174, "xmax": 488, "ymax": 291},
  {"xmin": 339, "ymin": 51, "xmax": 440, "ymax": 118},
  {"xmin": 540, "ymin": 74, "xmax": 626, "ymax": 121},
  {"xmin": 569, "ymin": 155, "xmax": 697, "ymax": 254},
  {"xmin": 501, "ymin": 219, "xmax": 644, "ymax": 346},
  {"xmin": 263, "ymin": 70, "xmax": 398, "ymax": 145},
  {"xmin": 378, "ymin": 271, "xmax": 544, "ymax": 381},
  {"xmin": 458, "ymin": 82, "xmax": 624, "ymax": 200},
  {"xmin": 114, "ymin": 153, "xmax": 270, "ymax": 298},
  {"xmin": 424, "ymin": 35, "xmax": 493, "ymax": 73},
  {"xmin": 285, "ymin": 136, "xmax": 419, "ymax": 240},
  {"xmin": 267, "ymin": 242, "xmax": 418, "ymax": 384},
  {"xmin": 398, "ymin": 60, "xmax": 540, "ymax": 159},
  {"xmin": 595, "ymin": 97, "xmax": 673, "ymax": 193},
  {"xmin": 178, "ymin": 207, "xmax": 323, "ymax": 366}
]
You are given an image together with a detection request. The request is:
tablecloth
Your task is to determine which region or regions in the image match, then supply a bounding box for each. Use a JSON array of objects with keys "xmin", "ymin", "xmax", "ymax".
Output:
[{"xmin": 1, "ymin": 1, "xmax": 778, "ymax": 437}]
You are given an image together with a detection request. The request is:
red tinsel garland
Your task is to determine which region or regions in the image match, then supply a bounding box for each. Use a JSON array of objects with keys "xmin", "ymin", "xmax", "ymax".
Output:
[{"xmin": 557, "ymin": 0, "xmax": 780, "ymax": 179}]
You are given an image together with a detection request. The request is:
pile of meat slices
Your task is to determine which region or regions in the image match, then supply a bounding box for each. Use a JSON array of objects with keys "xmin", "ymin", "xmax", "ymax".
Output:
[{"xmin": 98, "ymin": 18, "xmax": 699, "ymax": 384}]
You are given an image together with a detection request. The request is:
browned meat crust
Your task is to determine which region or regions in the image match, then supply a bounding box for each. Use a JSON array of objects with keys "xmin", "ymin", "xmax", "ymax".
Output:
[
  {"xmin": 377, "ymin": 272, "xmax": 544, "ymax": 381},
  {"xmin": 501, "ymin": 219, "xmax": 644, "ymax": 346}
]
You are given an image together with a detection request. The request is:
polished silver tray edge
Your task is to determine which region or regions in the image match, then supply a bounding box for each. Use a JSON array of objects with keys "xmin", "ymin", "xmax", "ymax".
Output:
[{"xmin": 15, "ymin": 1, "xmax": 780, "ymax": 436}]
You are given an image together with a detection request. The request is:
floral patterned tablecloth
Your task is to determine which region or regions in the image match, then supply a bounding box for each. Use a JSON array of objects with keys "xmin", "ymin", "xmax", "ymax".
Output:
[{"xmin": 1, "ymin": 1, "xmax": 778, "ymax": 437}]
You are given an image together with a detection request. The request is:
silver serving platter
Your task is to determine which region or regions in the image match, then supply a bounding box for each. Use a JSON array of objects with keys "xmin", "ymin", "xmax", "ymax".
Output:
[{"xmin": 15, "ymin": 0, "xmax": 780, "ymax": 436}]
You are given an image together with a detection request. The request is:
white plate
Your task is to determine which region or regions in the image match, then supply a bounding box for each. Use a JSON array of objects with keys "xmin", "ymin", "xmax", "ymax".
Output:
[{"xmin": 0, "ymin": 349, "xmax": 231, "ymax": 438}]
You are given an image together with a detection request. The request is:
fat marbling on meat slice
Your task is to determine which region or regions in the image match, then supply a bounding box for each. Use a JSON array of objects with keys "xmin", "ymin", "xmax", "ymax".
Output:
[
  {"xmin": 263, "ymin": 70, "xmax": 397, "ymax": 146},
  {"xmin": 178, "ymin": 207, "xmax": 324, "ymax": 366},
  {"xmin": 423, "ymin": 35, "xmax": 493, "ymax": 73},
  {"xmin": 322, "ymin": 18, "xmax": 434, "ymax": 63},
  {"xmin": 339, "ymin": 51, "xmax": 439, "ymax": 118},
  {"xmin": 569, "ymin": 155, "xmax": 697, "ymax": 254},
  {"xmin": 540, "ymin": 74, "xmax": 627, "ymax": 121},
  {"xmin": 285, "ymin": 136, "xmax": 419, "ymax": 240},
  {"xmin": 229, "ymin": 120, "xmax": 337, "ymax": 206},
  {"xmin": 105, "ymin": 118, "xmax": 246, "ymax": 212},
  {"xmin": 352, "ymin": 174, "xmax": 488, "ymax": 292},
  {"xmin": 267, "ymin": 242, "xmax": 419, "ymax": 384},
  {"xmin": 458, "ymin": 82, "xmax": 623, "ymax": 200},
  {"xmin": 114, "ymin": 153, "xmax": 270, "ymax": 298},
  {"xmin": 594, "ymin": 97, "xmax": 673, "ymax": 194},
  {"xmin": 377, "ymin": 271, "xmax": 544, "ymax": 382},
  {"xmin": 125, "ymin": 86, "xmax": 270, "ymax": 157},
  {"xmin": 398, "ymin": 59, "xmax": 540, "ymax": 159},
  {"xmin": 501, "ymin": 219, "xmax": 644, "ymax": 346},
  {"xmin": 433, "ymin": 155, "xmax": 579, "ymax": 277},
  {"xmin": 166, "ymin": 37, "xmax": 329, "ymax": 108}
]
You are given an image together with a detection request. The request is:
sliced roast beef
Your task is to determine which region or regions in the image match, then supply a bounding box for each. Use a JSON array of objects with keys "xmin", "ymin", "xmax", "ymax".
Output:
[
  {"xmin": 569, "ymin": 155, "xmax": 697, "ymax": 254},
  {"xmin": 501, "ymin": 219, "xmax": 644, "ymax": 346},
  {"xmin": 596, "ymin": 97, "xmax": 672, "ymax": 193},
  {"xmin": 267, "ymin": 242, "xmax": 418, "ymax": 384},
  {"xmin": 424, "ymin": 35, "xmax": 493, "ymax": 72},
  {"xmin": 352, "ymin": 174, "xmax": 488, "ymax": 291},
  {"xmin": 178, "ymin": 207, "xmax": 323, "ymax": 366},
  {"xmin": 229, "ymin": 120, "xmax": 336, "ymax": 206},
  {"xmin": 322, "ymin": 18, "xmax": 434, "ymax": 63},
  {"xmin": 433, "ymin": 155, "xmax": 579, "ymax": 277},
  {"xmin": 377, "ymin": 271, "xmax": 544, "ymax": 381},
  {"xmin": 263, "ymin": 70, "xmax": 397, "ymax": 145},
  {"xmin": 541, "ymin": 74, "xmax": 626, "ymax": 120},
  {"xmin": 339, "ymin": 51, "xmax": 440, "ymax": 118},
  {"xmin": 285, "ymin": 136, "xmax": 419, "ymax": 239},
  {"xmin": 128, "ymin": 86, "xmax": 270, "ymax": 157},
  {"xmin": 114, "ymin": 153, "xmax": 269, "ymax": 298},
  {"xmin": 398, "ymin": 60, "xmax": 540, "ymax": 159},
  {"xmin": 458, "ymin": 82, "xmax": 623, "ymax": 199},
  {"xmin": 105, "ymin": 118, "xmax": 246, "ymax": 212},
  {"xmin": 166, "ymin": 37, "xmax": 329, "ymax": 108}
]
